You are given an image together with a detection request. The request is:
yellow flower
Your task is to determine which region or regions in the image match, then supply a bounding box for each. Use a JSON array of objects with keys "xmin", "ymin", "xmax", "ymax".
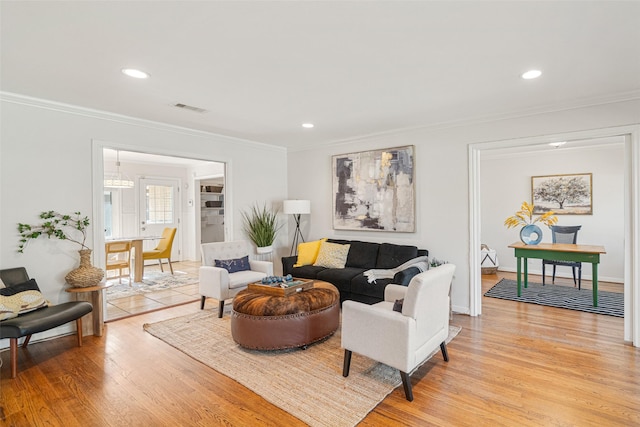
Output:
[{"xmin": 504, "ymin": 201, "xmax": 558, "ymax": 229}]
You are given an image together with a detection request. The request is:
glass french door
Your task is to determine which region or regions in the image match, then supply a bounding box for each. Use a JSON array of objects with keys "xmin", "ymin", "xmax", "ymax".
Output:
[{"xmin": 138, "ymin": 177, "xmax": 180, "ymax": 260}]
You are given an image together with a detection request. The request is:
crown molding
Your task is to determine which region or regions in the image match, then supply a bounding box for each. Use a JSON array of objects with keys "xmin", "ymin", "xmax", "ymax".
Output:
[
  {"xmin": 288, "ymin": 89, "xmax": 640, "ymax": 153},
  {"xmin": 0, "ymin": 91, "xmax": 286, "ymax": 153}
]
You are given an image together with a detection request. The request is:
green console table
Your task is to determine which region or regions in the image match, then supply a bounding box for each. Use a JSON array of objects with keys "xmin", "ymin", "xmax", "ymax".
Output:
[{"xmin": 508, "ymin": 242, "xmax": 606, "ymax": 307}]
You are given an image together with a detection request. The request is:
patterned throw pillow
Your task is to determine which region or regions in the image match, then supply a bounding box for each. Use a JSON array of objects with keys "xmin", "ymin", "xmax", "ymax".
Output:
[
  {"xmin": 215, "ymin": 256, "xmax": 251, "ymax": 273},
  {"xmin": 313, "ymin": 242, "xmax": 351, "ymax": 269},
  {"xmin": 294, "ymin": 238, "xmax": 327, "ymax": 267},
  {"xmin": 0, "ymin": 279, "xmax": 49, "ymax": 320}
]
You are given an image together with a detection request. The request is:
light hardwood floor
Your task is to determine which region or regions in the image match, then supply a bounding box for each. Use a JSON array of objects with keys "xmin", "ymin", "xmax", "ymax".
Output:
[
  {"xmin": 105, "ymin": 261, "xmax": 201, "ymax": 321},
  {"xmin": 0, "ymin": 272, "xmax": 638, "ymax": 426}
]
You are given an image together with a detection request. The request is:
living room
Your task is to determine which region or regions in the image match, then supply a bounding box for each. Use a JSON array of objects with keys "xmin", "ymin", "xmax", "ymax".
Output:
[{"xmin": 1, "ymin": 1, "xmax": 639, "ymax": 425}]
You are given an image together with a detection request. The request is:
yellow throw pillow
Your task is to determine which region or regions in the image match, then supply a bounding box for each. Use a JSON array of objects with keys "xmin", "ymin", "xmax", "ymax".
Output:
[
  {"xmin": 313, "ymin": 241, "xmax": 351, "ymax": 269},
  {"xmin": 294, "ymin": 238, "xmax": 327, "ymax": 267}
]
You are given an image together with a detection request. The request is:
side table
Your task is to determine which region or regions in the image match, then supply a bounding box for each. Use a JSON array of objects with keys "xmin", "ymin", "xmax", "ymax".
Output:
[{"xmin": 66, "ymin": 283, "xmax": 112, "ymax": 336}]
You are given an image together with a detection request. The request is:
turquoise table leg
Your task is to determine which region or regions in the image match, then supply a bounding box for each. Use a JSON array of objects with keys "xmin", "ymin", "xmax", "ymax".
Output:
[
  {"xmin": 516, "ymin": 256, "xmax": 522, "ymax": 296},
  {"xmin": 524, "ymin": 258, "xmax": 528, "ymax": 289},
  {"xmin": 592, "ymin": 263, "xmax": 599, "ymax": 307}
]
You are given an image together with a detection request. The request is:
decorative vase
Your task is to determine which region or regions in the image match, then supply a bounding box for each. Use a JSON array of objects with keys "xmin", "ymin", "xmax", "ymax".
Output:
[
  {"xmin": 520, "ymin": 224, "xmax": 543, "ymax": 245},
  {"xmin": 256, "ymin": 245, "xmax": 273, "ymax": 254},
  {"xmin": 65, "ymin": 249, "xmax": 104, "ymax": 288}
]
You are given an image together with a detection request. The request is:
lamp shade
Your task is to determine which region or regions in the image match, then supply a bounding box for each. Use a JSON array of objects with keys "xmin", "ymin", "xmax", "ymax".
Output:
[{"xmin": 283, "ymin": 200, "xmax": 311, "ymax": 215}]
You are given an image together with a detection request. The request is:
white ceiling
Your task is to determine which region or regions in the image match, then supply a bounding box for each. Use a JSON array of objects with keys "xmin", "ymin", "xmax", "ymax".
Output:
[{"xmin": 2, "ymin": 1, "xmax": 639, "ymax": 150}]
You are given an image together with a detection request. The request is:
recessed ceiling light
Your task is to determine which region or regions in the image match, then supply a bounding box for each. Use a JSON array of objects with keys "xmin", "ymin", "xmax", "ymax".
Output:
[
  {"xmin": 522, "ymin": 69, "xmax": 542, "ymax": 80},
  {"xmin": 302, "ymin": 123, "xmax": 314, "ymax": 128},
  {"xmin": 121, "ymin": 68, "xmax": 150, "ymax": 79}
]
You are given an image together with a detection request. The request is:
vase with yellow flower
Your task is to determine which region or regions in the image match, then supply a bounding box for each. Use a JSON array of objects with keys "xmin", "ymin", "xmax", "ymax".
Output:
[{"xmin": 504, "ymin": 201, "xmax": 558, "ymax": 245}]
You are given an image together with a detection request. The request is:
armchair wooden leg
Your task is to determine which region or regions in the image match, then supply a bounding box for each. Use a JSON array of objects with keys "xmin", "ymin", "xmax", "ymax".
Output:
[
  {"xmin": 158, "ymin": 259, "xmax": 164, "ymax": 272},
  {"xmin": 218, "ymin": 300, "xmax": 225, "ymax": 318},
  {"xmin": 342, "ymin": 349, "xmax": 352, "ymax": 377},
  {"xmin": 167, "ymin": 259, "xmax": 174, "ymax": 275},
  {"xmin": 76, "ymin": 318, "xmax": 83, "ymax": 347},
  {"xmin": 440, "ymin": 341, "xmax": 449, "ymax": 362},
  {"xmin": 400, "ymin": 371, "xmax": 414, "ymax": 401},
  {"xmin": 200, "ymin": 295, "xmax": 206, "ymax": 310},
  {"xmin": 10, "ymin": 337, "xmax": 18, "ymax": 378},
  {"xmin": 22, "ymin": 334, "xmax": 32, "ymax": 348}
]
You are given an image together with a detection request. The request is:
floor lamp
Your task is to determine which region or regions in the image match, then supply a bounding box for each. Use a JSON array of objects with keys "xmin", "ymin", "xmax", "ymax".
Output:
[{"xmin": 283, "ymin": 200, "xmax": 311, "ymax": 256}]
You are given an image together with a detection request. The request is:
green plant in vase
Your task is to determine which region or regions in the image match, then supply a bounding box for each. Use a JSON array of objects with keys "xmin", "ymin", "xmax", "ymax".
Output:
[{"xmin": 17, "ymin": 211, "xmax": 104, "ymax": 287}]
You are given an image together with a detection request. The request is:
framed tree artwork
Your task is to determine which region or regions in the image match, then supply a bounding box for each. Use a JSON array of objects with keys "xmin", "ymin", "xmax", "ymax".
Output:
[
  {"xmin": 332, "ymin": 145, "xmax": 415, "ymax": 231},
  {"xmin": 531, "ymin": 173, "xmax": 593, "ymax": 215}
]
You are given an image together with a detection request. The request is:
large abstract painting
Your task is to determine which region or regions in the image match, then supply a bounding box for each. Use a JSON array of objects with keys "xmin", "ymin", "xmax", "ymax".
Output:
[{"xmin": 332, "ymin": 145, "xmax": 415, "ymax": 232}]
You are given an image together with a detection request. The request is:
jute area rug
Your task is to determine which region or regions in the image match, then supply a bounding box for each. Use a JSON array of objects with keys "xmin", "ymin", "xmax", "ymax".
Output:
[
  {"xmin": 106, "ymin": 270, "xmax": 199, "ymax": 301},
  {"xmin": 485, "ymin": 279, "xmax": 623, "ymax": 317},
  {"xmin": 144, "ymin": 310, "xmax": 461, "ymax": 427}
]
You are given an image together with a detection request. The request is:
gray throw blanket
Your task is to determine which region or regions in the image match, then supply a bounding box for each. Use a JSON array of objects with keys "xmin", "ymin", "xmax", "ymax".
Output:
[{"xmin": 363, "ymin": 256, "xmax": 429, "ymax": 284}]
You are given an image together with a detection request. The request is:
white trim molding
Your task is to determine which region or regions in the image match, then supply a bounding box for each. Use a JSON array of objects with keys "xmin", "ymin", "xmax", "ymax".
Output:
[{"xmin": 469, "ymin": 124, "xmax": 640, "ymax": 347}]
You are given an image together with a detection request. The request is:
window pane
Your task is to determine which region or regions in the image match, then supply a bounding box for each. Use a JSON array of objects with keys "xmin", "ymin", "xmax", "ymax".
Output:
[{"xmin": 146, "ymin": 185, "xmax": 174, "ymax": 224}]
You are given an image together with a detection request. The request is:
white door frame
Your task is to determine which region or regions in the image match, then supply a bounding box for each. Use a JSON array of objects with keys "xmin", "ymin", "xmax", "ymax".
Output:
[{"xmin": 468, "ymin": 124, "xmax": 640, "ymax": 347}]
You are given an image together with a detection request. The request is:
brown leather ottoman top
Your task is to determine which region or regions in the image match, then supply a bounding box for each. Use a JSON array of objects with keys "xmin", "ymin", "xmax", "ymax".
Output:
[{"xmin": 233, "ymin": 281, "xmax": 339, "ymax": 316}]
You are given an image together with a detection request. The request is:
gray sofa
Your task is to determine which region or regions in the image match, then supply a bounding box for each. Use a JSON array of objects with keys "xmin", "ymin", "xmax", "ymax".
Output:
[{"xmin": 282, "ymin": 239, "xmax": 428, "ymax": 304}]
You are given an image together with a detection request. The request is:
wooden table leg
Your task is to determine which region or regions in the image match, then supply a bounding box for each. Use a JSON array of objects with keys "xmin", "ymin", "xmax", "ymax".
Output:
[
  {"xmin": 132, "ymin": 239, "xmax": 144, "ymax": 282},
  {"xmin": 523, "ymin": 257, "xmax": 529, "ymax": 289},
  {"xmin": 90, "ymin": 289, "xmax": 104, "ymax": 336},
  {"xmin": 516, "ymin": 256, "xmax": 522, "ymax": 296},
  {"xmin": 592, "ymin": 263, "xmax": 599, "ymax": 307}
]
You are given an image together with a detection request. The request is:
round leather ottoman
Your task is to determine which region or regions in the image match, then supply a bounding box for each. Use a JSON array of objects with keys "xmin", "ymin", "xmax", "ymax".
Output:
[{"xmin": 231, "ymin": 281, "xmax": 340, "ymax": 350}]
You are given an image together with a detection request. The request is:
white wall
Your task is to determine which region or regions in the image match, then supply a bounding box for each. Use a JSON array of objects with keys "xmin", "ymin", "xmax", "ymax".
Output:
[
  {"xmin": 288, "ymin": 98, "xmax": 640, "ymax": 315},
  {"xmin": 0, "ymin": 94, "xmax": 288, "ymax": 343},
  {"xmin": 481, "ymin": 142, "xmax": 625, "ymax": 282}
]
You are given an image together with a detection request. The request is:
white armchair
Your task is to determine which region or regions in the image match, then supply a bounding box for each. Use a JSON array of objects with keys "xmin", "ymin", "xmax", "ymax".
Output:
[
  {"xmin": 341, "ymin": 263, "xmax": 456, "ymax": 401},
  {"xmin": 199, "ymin": 241, "xmax": 273, "ymax": 318}
]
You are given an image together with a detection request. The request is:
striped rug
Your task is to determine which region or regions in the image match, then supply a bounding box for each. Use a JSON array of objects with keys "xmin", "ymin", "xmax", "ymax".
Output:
[{"xmin": 484, "ymin": 279, "xmax": 623, "ymax": 317}]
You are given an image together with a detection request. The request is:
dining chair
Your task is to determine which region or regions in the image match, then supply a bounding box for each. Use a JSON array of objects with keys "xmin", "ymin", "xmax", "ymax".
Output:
[
  {"xmin": 143, "ymin": 227, "xmax": 177, "ymax": 274},
  {"xmin": 105, "ymin": 241, "xmax": 132, "ymax": 285},
  {"xmin": 542, "ymin": 225, "xmax": 582, "ymax": 289}
]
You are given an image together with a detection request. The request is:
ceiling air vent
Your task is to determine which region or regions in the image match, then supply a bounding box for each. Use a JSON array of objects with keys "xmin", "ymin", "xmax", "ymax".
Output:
[{"xmin": 173, "ymin": 103, "xmax": 207, "ymax": 113}]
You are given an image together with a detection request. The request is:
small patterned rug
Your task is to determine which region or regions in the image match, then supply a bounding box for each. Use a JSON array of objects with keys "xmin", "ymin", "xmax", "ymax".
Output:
[
  {"xmin": 144, "ymin": 311, "xmax": 461, "ymax": 427},
  {"xmin": 106, "ymin": 270, "xmax": 199, "ymax": 300},
  {"xmin": 484, "ymin": 279, "xmax": 623, "ymax": 317}
]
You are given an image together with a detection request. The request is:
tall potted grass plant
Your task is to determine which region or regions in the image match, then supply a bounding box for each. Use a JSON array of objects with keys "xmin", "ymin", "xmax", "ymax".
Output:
[{"xmin": 241, "ymin": 203, "xmax": 282, "ymax": 254}]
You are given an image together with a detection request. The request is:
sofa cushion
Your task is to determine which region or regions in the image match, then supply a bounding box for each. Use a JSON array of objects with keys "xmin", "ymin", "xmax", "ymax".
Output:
[
  {"xmin": 375, "ymin": 243, "xmax": 419, "ymax": 269},
  {"xmin": 228, "ymin": 270, "xmax": 267, "ymax": 289},
  {"xmin": 350, "ymin": 273, "xmax": 395, "ymax": 300},
  {"xmin": 339, "ymin": 240, "xmax": 379, "ymax": 269},
  {"xmin": 316, "ymin": 267, "xmax": 365, "ymax": 294},
  {"xmin": 294, "ymin": 238, "xmax": 327, "ymax": 267},
  {"xmin": 314, "ymin": 242, "xmax": 351, "ymax": 269},
  {"xmin": 289, "ymin": 265, "xmax": 327, "ymax": 279}
]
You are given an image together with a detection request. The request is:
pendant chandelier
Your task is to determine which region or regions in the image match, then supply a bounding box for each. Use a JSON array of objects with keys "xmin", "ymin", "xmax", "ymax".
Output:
[{"xmin": 104, "ymin": 150, "xmax": 134, "ymax": 189}]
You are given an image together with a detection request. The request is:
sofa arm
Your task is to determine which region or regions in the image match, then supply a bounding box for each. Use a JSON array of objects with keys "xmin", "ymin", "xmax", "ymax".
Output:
[
  {"xmin": 384, "ymin": 284, "xmax": 408, "ymax": 303},
  {"xmin": 281, "ymin": 256, "xmax": 298, "ymax": 275},
  {"xmin": 249, "ymin": 260, "xmax": 274, "ymax": 275},
  {"xmin": 392, "ymin": 266, "xmax": 423, "ymax": 286},
  {"xmin": 199, "ymin": 266, "xmax": 230, "ymax": 300}
]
